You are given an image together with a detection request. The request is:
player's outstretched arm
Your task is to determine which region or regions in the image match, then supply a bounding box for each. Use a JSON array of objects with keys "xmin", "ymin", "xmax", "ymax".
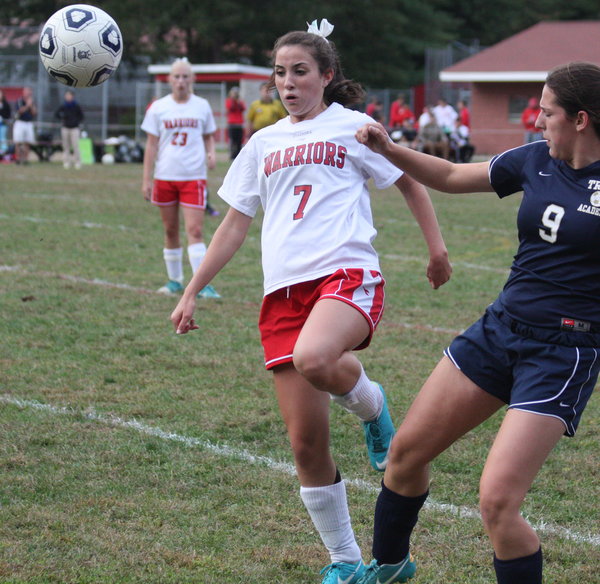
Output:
[
  {"xmin": 170, "ymin": 207, "xmax": 253, "ymax": 334},
  {"xmin": 356, "ymin": 122, "xmax": 493, "ymax": 194},
  {"xmin": 395, "ymin": 173, "xmax": 452, "ymax": 290}
]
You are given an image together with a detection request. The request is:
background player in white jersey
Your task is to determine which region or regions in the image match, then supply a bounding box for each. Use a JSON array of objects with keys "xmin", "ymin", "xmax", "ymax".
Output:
[
  {"xmin": 355, "ymin": 61, "xmax": 600, "ymax": 584},
  {"xmin": 141, "ymin": 58, "xmax": 220, "ymax": 298},
  {"xmin": 171, "ymin": 20, "xmax": 452, "ymax": 584}
]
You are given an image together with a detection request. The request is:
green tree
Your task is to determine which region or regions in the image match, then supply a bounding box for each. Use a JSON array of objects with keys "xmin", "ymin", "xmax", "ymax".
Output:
[{"xmin": 3, "ymin": 0, "xmax": 599, "ymax": 88}]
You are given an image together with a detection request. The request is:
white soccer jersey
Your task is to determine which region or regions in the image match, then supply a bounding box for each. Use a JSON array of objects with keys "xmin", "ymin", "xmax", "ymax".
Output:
[
  {"xmin": 141, "ymin": 94, "xmax": 216, "ymax": 181},
  {"xmin": 218, "ymin": 102, "xmax": 404, "ymax": 295}
]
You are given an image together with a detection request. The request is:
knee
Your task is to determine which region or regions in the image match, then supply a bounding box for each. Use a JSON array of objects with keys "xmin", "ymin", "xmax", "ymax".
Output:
[
  {"xmin": 186, "ymin": 225, "xmax": 203, "ymax": 241},
  {"xmin": 386, "ymin": 431, "xmax": 429, "ymax": 481},
  {"xmin": 293, "ymin": 345, "xmax": 331, "ymax": 387},
  {"xmin": 479, "ymin": 481, "xmax": 513, "ymax": 533}
]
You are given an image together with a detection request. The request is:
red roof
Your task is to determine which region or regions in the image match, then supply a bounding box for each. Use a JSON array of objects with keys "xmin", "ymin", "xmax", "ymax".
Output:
[{"xmin": 441, "ymin": 21, "xmax": 600, "ymax": 81}]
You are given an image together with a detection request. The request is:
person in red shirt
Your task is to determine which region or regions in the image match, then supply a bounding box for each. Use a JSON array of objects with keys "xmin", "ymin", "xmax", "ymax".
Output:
[
  {"xmin": 388, "ymin": 94, "xmax": 414, "ymax": 129},
  {"xmin": 225, "ymin": 86, "xmax": 246, "ymax": 159},
  {"xmin": 521, "ymin": 97, "xmax": 542, "ymax": 143},
  {"xmin": 457, "ymin": 99, "xmax": 470, "ymax": 128}
]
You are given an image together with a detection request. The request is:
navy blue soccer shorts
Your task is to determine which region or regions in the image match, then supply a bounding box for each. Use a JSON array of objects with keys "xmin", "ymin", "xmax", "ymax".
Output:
[{"xmin": 444, "ymin": 299, "xmax": 600, "ymax": 436}]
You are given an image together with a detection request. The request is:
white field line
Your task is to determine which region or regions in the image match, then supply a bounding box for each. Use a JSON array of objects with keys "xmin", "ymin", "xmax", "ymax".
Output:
[
  {"xmin": 2, "ymin": 263, "xmax": 457, "ymax": 333},
  {"xmin": 0, "ymin": 263, "xmax": 489, "ymax": 336},
  {"xmin": 0, "ymin": 265, "xmax": 155, "ymax": 294},
  {"xmin": 0, "ymin": 213, "xmax": 132, "ymax": 232},
  {"xmin": 1, "ymin": 394, "xmax": 598, "ymax": 548},
  {"xmin": 2, "ymin": 207, "xmax": 513, "ymax": 239},
  {"xmin": 383, "ymin": 253, "xmax": 510, "ymax": 275}
]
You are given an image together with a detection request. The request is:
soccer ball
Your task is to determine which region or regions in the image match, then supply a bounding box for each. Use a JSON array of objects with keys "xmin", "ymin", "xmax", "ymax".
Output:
[{"xmin": 39, "ymin": 4, "xmax": 122, "ymax": 87}]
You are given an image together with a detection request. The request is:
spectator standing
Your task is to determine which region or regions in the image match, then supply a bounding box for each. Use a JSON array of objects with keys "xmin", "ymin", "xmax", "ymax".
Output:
[
  {"xmin": 0, "ymin": 89, "xmax": 11, "ymax": 155},
  {"xmin": 246, "ymin": 81, "xmax": 287, "ymax": 135},
  {"xmin": 225, "ymin": 86, "xmax": 246, "ymax": 160},
  {"xmin": 521, "ymin": 96, "xmax": 543, "ymax": 143},
  {"xmin": 457, "ymin": 99, "xmax": 470, "ymax": 128},
  {"xmin": 13, "ymin": 86, "xmax": 37, "ymax": 164},
  {"xmin": 55, "ymin": 90, "xmax": 84, "ymax": 169}
]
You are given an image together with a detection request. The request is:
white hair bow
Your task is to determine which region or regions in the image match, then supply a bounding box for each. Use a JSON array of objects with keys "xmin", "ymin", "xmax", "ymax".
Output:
[{"xmin": 306, "ymin": 19, "xmax": 334, "ymax": 41}]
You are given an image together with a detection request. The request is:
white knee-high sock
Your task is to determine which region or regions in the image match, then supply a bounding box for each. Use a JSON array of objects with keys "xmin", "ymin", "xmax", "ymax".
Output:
[
  {"xmin": 163, "ymin": 247, "xmax": 183, "ymax": 283},
  {"xmin": 300, "ymin": 480, "xmax": 362, "ymax": 564},
  {"xmin": 330, "ymin": 366, "xmax": 383, "ymax": 422},
  {"xmin": 187, "ymin": 242, "xmax": 206, "ymax": 274}
]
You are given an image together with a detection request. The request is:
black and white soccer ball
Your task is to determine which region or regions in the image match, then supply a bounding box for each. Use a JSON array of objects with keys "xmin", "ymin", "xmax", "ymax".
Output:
[{"xmin": 39, "ymin": 4, "xmax": 122, "ymax": 87}]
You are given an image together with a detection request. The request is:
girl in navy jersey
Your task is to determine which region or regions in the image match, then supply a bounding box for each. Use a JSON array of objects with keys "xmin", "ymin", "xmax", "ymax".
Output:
[
  {"xmin": 354, "ymin": 61, "xmax": 600, "ymax": 584},
  {"xmin": 171, "ymin": 20, "xmax": 451, "ymax": 584}
]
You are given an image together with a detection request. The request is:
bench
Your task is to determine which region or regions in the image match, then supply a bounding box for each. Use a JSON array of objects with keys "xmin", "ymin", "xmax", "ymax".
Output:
[{"xmin": 30, "ymin": 139, "xmax": 62, "ymax": 162}]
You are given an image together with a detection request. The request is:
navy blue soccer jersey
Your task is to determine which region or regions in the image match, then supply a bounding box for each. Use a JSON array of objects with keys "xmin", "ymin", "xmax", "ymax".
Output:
[{"xmin": 489, "ymin": 140, "xmax": 600, "ymax": 329}]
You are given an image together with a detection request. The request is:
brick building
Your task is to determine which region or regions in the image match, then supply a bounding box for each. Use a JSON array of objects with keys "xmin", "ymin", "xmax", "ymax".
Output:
[{"xmin": 440, "ymin": 21, "xmax": 600, "ymax": 155}]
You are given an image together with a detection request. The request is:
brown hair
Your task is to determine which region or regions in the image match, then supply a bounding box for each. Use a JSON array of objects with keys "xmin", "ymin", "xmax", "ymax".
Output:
[
  {"xmin": 268, "ymin": 30, "xmax": 365, "ymax": 107},
  {"xmin": 546, "ymin": 61, "xmax": 600, "ymax": 139}
]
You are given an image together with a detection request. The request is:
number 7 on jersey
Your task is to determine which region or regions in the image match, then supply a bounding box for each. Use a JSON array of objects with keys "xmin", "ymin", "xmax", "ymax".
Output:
[{"xmin": 293, "ymin": 185, "xmax": 312, "ymax": 220}]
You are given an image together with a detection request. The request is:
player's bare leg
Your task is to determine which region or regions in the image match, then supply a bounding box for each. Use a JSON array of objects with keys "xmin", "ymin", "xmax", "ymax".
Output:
[
  {"xmin": 273, "ymin": 363, "xmax": 363, "ymax": 569},
  {"xmin": 294, "ymin": 298, "xmax": 394, "ymax": 472},
  {"xmin": 181, "ymin": 205, "xmax": 205, "ymax": 246},
  {"xmin": 293, "ymin": 298, "xmax": 369, "ymax": 395},
  {"xmin": 273, "ymin": 363, "xmax": 335, "ymax": 486},
  {"xmin": 384, "ymin": 356, "xmax": 505, "ymax": 495},
  {"xmin": 480, "ymin": 409, "xmax": 564, "ymax": 559},
  {"xmin": 159, "ymin": 204, "xmax": 181, "ymax": 249}
]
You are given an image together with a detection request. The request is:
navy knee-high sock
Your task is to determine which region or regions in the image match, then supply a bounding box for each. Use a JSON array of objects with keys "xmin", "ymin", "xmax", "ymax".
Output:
[
  {"xmin": 372, "ymin": 482, "xmax": 428, "ymax": 564},
  {"xmin": 493, "ymin": 548, "xmax": 543, "ymax": 584}
]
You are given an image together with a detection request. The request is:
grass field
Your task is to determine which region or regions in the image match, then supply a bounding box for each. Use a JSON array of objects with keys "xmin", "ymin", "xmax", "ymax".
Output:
[{"xmin": 1, "ymin": 158, "xmax": 598, "ymax": 583}]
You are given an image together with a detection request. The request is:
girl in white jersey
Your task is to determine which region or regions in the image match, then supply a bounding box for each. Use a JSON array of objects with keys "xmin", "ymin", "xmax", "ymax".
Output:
[
  {"xmin": 171, "ymin": 20, "xmax": 451, "ymax": 584},
  {"xmin": 141, "ymin": 58, "xmax": 220, "ymax": 298}
]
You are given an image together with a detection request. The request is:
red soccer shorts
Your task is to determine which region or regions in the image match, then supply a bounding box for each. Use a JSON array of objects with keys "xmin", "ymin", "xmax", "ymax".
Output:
[
  {"xmin": 259, "ymin": 268, "xmax": 385, "ymax": 370},
  {"xmin": 152, "ymin": 179, "xmax": 207, "ymax": 209}
]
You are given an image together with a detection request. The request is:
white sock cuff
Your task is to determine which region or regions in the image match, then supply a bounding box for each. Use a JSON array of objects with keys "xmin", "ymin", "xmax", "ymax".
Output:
[
  {"xmin": 187, "ymin": 242, "xmax": 206, "ymax": 259},
  {"xmin": 331, "ymin": 367, "xmax": 383, "ymax": 421},
  {"xmin": 300, "ymin": 480, "xmax": 349, "ymax": 531},
  {"xmin": 163, "ymin": 247, "xmax": 183, "ymax": 259}
]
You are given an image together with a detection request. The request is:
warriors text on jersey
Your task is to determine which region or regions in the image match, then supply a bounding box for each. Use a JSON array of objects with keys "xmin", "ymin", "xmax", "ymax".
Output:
[
  {"xmin": 489, "ymin": 140, "xmax": 600, "ymax": 328},
  {"xmin": 141, "ymin": 94, "xmax": 216, "ymax": 181},
  {"xmin": 217, "ymin": 103, "xmax": 403, "ymax": 295}
]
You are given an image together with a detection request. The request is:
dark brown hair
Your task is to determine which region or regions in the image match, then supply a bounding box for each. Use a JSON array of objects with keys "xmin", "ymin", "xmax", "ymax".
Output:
[
  {"xmin": 546, "ymin": 61, "xmax": 600, "ymax": 139},
  {"xmin": 268, "ymin": 30, "xmax": 365, "ymax": 107}
]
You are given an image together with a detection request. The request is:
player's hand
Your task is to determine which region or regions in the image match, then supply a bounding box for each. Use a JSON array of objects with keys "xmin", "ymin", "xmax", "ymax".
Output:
[
  {"xmin": 207, "ymin": 152, "xmax": 216, "ymax": 170},
  {"xmin": 170, "ymin": 294, "xmax": 200, "ymax": 334},
  {"xmin": 355, "ymin": 122, "xmax": 390, "ymax": 155},
  {"xmin": 426, "ymin": 251, "xmax": 452, "ymax": 290},
  {"xmin": 142, "ymin": 181, "xmax": 152, "ymax": 202}
]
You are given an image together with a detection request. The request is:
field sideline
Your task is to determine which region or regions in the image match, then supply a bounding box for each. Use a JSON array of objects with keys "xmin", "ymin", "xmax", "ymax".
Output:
[{"xmin": 1, "ymin": 160, "xmax": 598, "ymax": 583}]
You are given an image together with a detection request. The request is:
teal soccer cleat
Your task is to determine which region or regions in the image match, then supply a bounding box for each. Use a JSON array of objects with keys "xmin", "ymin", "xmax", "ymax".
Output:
[
  {"xmin": 320, "ymin": 560, "xmax": 366, "ymax": 584},
  {"xmin": 357, "ymin": 555, "xmax": 416, "ymax": 584},
  {"xmin": 157, "ymin": 280, "xmax": 184, "ymax": 294},
  {"xmin": 197, "ymin": 284, "xmax": 221, "ymax": 299},
  {"xmin": 363, "ymin": 384, "xmax": 395, "ymax": 471}
]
